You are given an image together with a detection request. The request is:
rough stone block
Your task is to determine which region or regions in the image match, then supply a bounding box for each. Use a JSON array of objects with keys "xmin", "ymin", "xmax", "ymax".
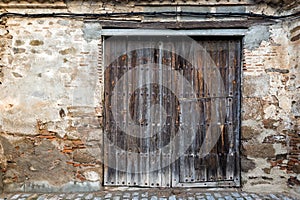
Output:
[
  {"xmin": 241, "ymin": 97, "xmax": 263, "ymax": 120},
  {"xmin": 242, "ymin": 74, "xmax": 270, "ymax": 98},
  {"xmin": 242, "ymin": 143, "xmax": 275, "ymax": 158},
  {"xmin": 241, "ymin": 126, "xmax": 261, "ymax": 140}
]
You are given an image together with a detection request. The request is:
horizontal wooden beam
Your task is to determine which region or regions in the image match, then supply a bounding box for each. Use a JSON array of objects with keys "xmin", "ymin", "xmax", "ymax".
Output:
[
  {"xmin": 97, "ymin": 19, "xmax": 272, "ymax": 30},
  {"xmin": 100, "ymin": 28, "xmax": 248, "ymax": 36}
]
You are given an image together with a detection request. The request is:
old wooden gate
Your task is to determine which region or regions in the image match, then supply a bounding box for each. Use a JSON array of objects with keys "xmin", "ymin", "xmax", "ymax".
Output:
[{"xmin": 103, "ymin": 35, "xmax": 241, "ymax": 187}]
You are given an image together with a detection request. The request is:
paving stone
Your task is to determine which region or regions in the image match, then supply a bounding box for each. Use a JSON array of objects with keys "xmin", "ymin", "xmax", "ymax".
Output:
[
  {"xmin": 141, "ymin": 192, "xmax": 149, "ymax": 197},
  {"xmin": 206, "ymin": 196, "xmax": 215, "ymax": 200},
  {"xmin": 245, "ymin": 197, "xmax": 253, "ymax": 200},
  {"xmin": 66, "ymin": 194, "xmax": 76, "ymax": 199},
  {"xmin": 10, "ymin": 194, "xmax": 21, "ymax": 200},
  {"xmin": 151, "ymin": 196, "xmax": 158, "ymax": 200},
  {"xmin": 141, "ymin": 198, "xmax": 148, "ymax": 200},
  {"xmin": 220, "ymin": 193, "xmax": 230, "ymax": 196},
  {"xmin": 269, "ymin": 194, "xmax": 280, "ymax": 199},
  {"xmin": 224, "ymin": 196, "xmax": 234, "ymax": 200},
  {"xmin": 93, "ymin": 197, "xmax": 102, "ymax": 200},
  {"xmin": 123, "ymin": 193, "xmax": 131, "ymax": 198},
  {"xmin": 169, "ymin": 195, "xmax": 176, "ymax": 200},
  {"xmin": 231, "ymin": 192, "xmax": 240, "ymax": 197},
  {"xmin": 85, "ymin": 194, "xmax": 94, "ymax": 200},
  {"xmin": 214, "ymin": 193, "xmax": 222, "ymax": 198},
  {"xmin": 159, "ymin": 197, "xmax": 168, "ymax": 200},
  {"xmin": 105, "ymin": 193, "xmax": 112, "ymax": 198},
  {"xmin": 133, "ymin": 192, "xmax": 140, "ymax": 196},
  {"xmin": 283, "ymin": 197, "xmax": 293, "ymax": 200},
  {"xmin": 21, "ymin": 194, "xmax": 31, "ymax": 198},
  {"xmin": 37, "ymin": 194, "xmax": 49, "ymax": 200},
  {"xmin": 112, "ymin": 196, "xmax": 121, "ymax": 200},
  {"xmin": 250, "ymin": 194, "xmax": 259, "ymax": 198},
  {"xmin": 241, "ymin": 193, "xmax": 249, "ymax": 197}
]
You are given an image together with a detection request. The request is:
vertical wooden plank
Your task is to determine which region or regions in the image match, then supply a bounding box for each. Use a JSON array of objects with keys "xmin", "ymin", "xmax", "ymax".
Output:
[
  {"xmin": 215, "ymin": 41, "xmax": 225, "ymax": 181},
  {"xmin": 103, "ymin": 37, "xmax": 111, "ymax": 186},
  {"xmin": 161, "ymin": 41, "xmax": 172, "ymax": 187},
  {"xmin": 140, "ymin": 40, "xmax": 152, "ymax": 187},
  {"xmin": 105, "ymin": 38, "xmax": 117, "ymax": 186},
  {"xmin": 116, "ymin": 37, "xmax": 128, "ymax": 186},
  {"xmin": 225, "ymin": 40, "xmax": 237, "ymax": 181},
  {"xmin": 148, "ymin": 43, "xmax": 158, "ymax": 187},
  {"xmin": 218, "ymin": 41, "xmax": 229, "ymax": 180},
  {"xmin": 126, "ymin": 38, "xmax": 136, "ymax": 186},
  {"xmin": 205, "ymin": 40, "xmax": 215, "ymax": 182},
  {"xmin": 171, "ymin": 38, "xmax": 180, "ymax": 186},
  {"xmin": 178, "ymin": 40, "xmax": 186, "ymax": 183},
  {"xmin": 188, "ymin": 41, "xmax": 196, "ymax": 183},
  {"xmin": 156, "ymin": 39, "xmax": 164, "ymax": 187},
  {"xmin": 233, "ymin": 39, "xmax": 241, "ymax": 181},
  {"xmin": 199, "ymin": 41, "xmax": 208, "ymax": 182}
]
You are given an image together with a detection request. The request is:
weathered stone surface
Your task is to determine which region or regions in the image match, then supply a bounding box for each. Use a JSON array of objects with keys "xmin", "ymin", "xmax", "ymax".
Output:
[
  {"xmin": 262, "ymin": 119, "xmax": 278, "ymax": 129},
  {"xmin": 73, "ymin": 149, "xmax": 96, "ymax": 164},
  {"xmin": 242, "ymin": 74, "xmax": 270, "ymax": 97},
  {"xmin": 15, "ymin": 140, "xmax": 73, "ymax": 185},
  {"xmin": 82, "ymin": 23, "xmax": 102, "ymax": 42},
  {"xmin": 292, "ymin": 100, "xmax": 300, "ymax": 117},
  {"xmin": 83, "ymin": 169, "xmax": 101, "ymax": 182},
  {"xmin": 241, "ymin": 156, "xmax": 256, "ymax": 172},
  {"xmin": 14, "ymin": 40, "xmax": 24, "ymax": 46},
  {"xmin": 12, "ymin": 47, "xmax": 25, "ymax": 54},
  {"xmin": 244, "ymin": 25, "xmax": 270, "ymax": 50},
  {"xmin": 242, "ymin": 98, "xmax": 264, "ymax": 120},
  {"xmin": 243, "ymin": 143, "xmax": 275, "ymax": 158},
  {"xmin": 29, "ymin": 40, "xmax": 44, "ymax": 46},
  {"xmin": 59, "ymin": 47, "xmax": 76, "ymax": 55},
  {"xmin": 292, "ymin": 164, "xmax": 300, "ymax": 174},
  {"xmin": 241, "ymin": 126, "xmax": 261, "ymax": 140},
  {"xmin": 263, "ymin": 134, "xmax": 286, "ymax": 144}
]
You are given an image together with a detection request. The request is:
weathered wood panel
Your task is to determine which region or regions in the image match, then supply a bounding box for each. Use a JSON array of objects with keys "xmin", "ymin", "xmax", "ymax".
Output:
[
  {"xmin": 173, "ymin": 38, "xmax": 241, "ymax": 187},
  {"xmin": 103, "ymin": 36, "xmax": 241, "ymax": 187}
]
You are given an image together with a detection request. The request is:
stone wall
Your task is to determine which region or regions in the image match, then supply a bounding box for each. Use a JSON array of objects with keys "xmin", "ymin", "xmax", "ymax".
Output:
[
  {"xmin": 0, "ymin": 16, "xmax": 103, "ymax": 192},
  {"xmin": 241, "ymin": 21, "xmax": 300, "ymax": 195},
  {"xmin": 0, "ymin": 0, "xmax": 299, "ymax": 194}
]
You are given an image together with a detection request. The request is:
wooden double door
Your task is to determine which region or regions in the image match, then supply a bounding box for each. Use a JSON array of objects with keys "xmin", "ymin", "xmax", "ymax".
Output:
[{"xmin": 103, "ymin": 36, "xmax": 241, "ymax": 187}]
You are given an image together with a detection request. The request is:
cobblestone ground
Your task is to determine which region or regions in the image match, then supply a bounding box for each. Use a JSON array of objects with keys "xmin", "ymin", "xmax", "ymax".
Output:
[{"xmin": 0, "ymin": 189, "xmax": 298, "ymax": 200}]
